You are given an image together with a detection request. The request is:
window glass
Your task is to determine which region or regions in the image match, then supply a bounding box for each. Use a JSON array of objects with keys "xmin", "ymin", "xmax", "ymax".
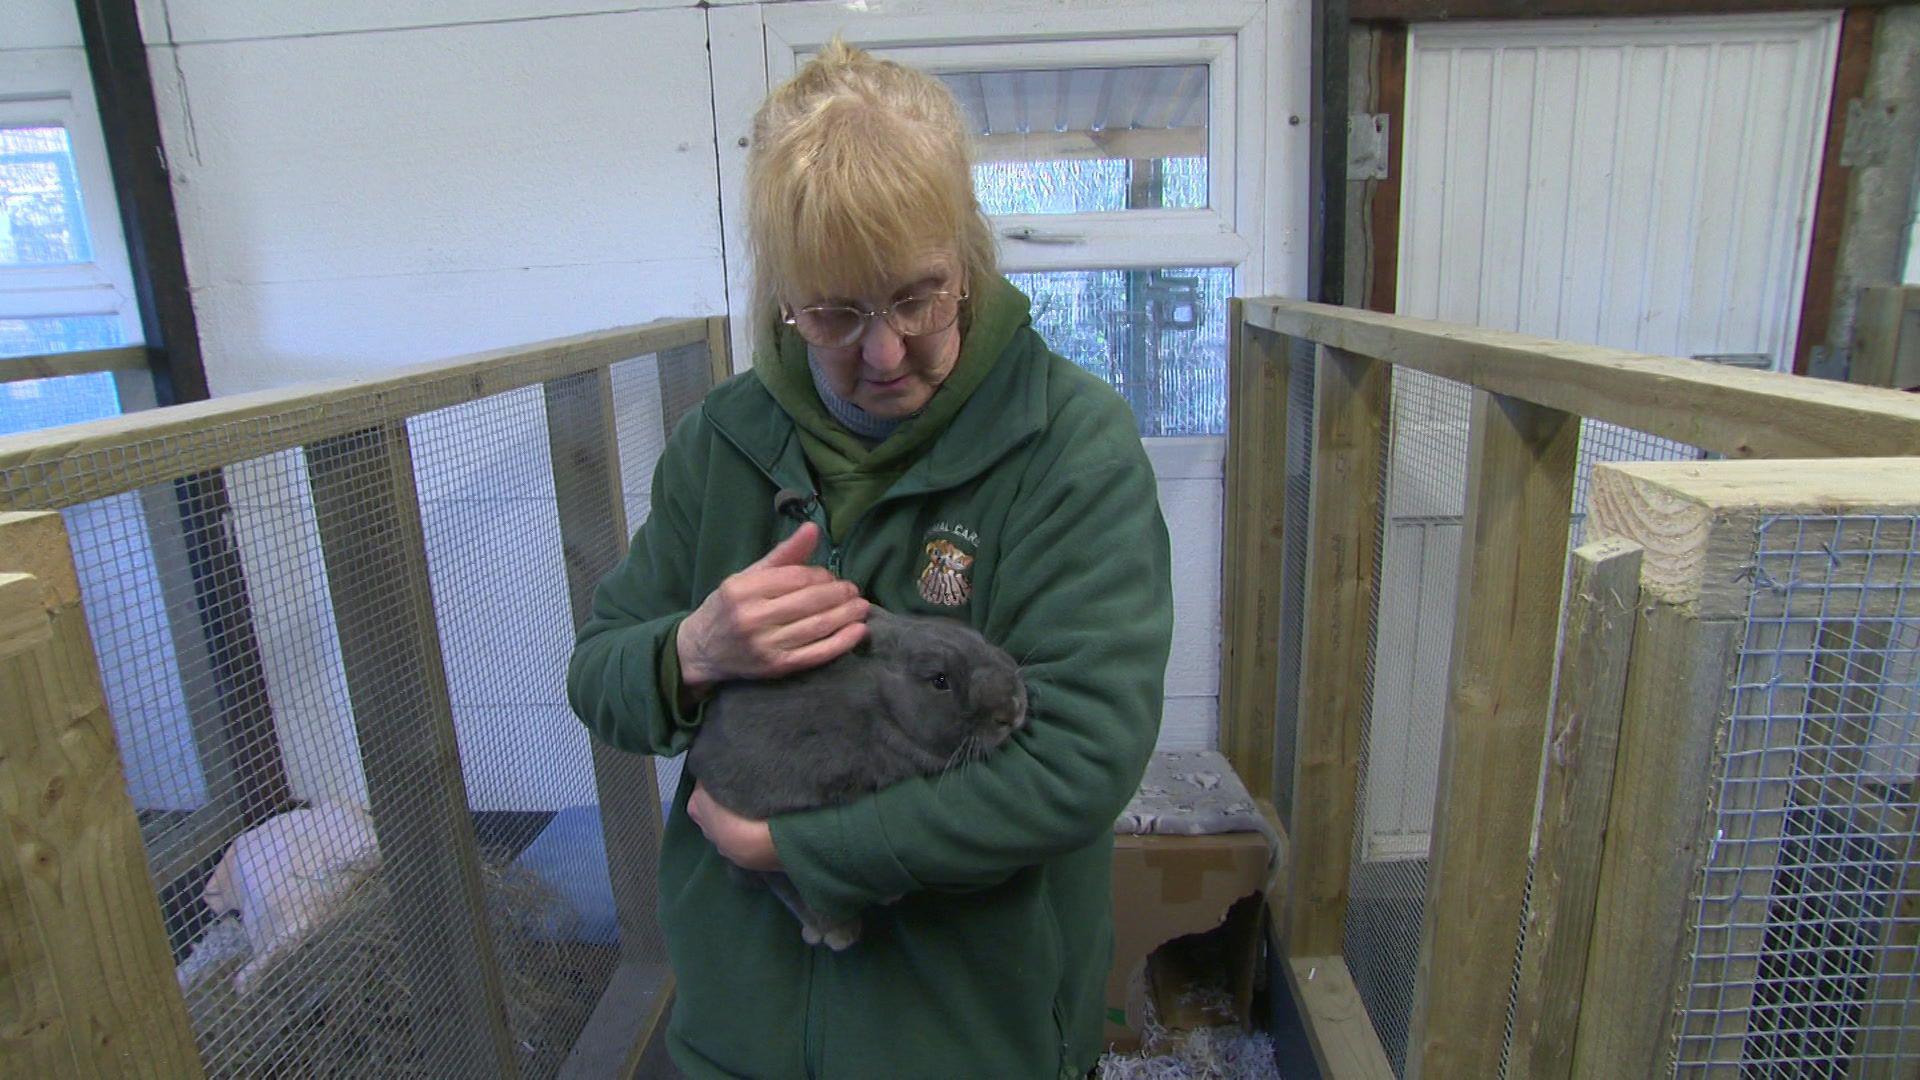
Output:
[
  {"xmin": 938, "ymin": 65, "xmax": 1208, "ymax": 215},
  {"xmin": 1009, "ymin": 265, "xmax": 1230, "ymax": 436},
  {"xmin": 1, "ymin": 314, "xmax": 126, "ymax": 435},
  {"xmin": 1, "ymin": 125, "xmax": 94, "ymax": 267}
]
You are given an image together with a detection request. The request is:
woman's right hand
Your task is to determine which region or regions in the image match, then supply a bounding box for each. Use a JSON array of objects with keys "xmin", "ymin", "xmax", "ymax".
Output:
[{"xmin": 677, "ymin": 522, "xmax": 869, "ymax": 694}]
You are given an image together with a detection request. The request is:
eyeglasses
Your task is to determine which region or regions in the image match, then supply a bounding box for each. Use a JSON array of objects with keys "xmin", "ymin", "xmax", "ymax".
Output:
[{"xmin": 783, "ymin": 289, "xmax": 968, "ymax": 349}]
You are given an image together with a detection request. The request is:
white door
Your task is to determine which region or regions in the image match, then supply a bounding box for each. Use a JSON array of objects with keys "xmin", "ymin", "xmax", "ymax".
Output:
[{"xmin": 1365, "ymin": 12, "xmax": 1841, "ymax": 860}]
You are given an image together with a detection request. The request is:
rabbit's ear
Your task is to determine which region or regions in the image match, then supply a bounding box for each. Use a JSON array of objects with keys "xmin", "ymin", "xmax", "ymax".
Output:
[{"xmin": 860, "ymin": 608, "xmax": 898, "ymax": 653}]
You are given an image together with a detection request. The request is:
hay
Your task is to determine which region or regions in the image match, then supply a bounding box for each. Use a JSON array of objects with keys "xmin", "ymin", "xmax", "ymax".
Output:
[
  {"xmin": 1096, "ymin": 996, "xmax": 1285, "ymax": 1080},
  {"xmin": 179, "ymin": 854, "xmax": 608, "ymax": 1078}
]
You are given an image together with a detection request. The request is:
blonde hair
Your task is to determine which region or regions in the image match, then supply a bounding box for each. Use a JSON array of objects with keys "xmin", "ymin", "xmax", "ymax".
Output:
[{"xmin": 746, "ymin": 38, "xmax": 996, "ymax": 327}]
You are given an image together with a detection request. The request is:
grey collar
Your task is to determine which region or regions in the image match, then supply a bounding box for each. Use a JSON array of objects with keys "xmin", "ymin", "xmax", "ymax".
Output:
[{"xmin": 807, "ymin": 348, "xmax": 906, "ymax": 444}]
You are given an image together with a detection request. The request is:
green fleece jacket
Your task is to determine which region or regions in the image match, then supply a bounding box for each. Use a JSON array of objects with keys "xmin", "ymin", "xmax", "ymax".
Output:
[{"xmin": 566, "ymin": 277, "xmax": 1174, "ymax": 1079}]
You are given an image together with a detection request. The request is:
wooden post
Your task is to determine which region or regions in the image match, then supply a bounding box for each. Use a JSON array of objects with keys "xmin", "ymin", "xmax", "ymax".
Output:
[
  {"xmin": 1407, "ymin": 391, "xmax": 1578, "ymax": 1079},
  {"xmin": 1220, "ymin": 302, "xmax": 1291, "ymax": 802},
  {"xmin": 1507, "ymin": 538, "xmax": 1643, "ymax": 1080},
  {"xmin": 1577, "ymin": 458, "xmax": 1920, "ymax": 1076},
  {"xmin": 706, "ymin": 315, "xmax": 735, "ymax": 385},
  {"xmin": 1286, "ymin": 954, "xmax": 1395, "ymax": 1079},
  {"xmin": 303, "ymin": 424, "xmax": 517, "ymax": 1077},
  {"xmin": 542, "ymin": 369, "xmax": 666, "ymax": 962},
  {"xmin": 1850, "ymin": 284, "xmax": 1920, "ymax": 390},
  {"xmin": 0, "ymin": 511, "xmax": 203, "ymax": 1078},
  {"xmin": 658, "ymin": 342, "xmax": 712, "ymax": 432},
  {"xmin": 1286, "ymin": 344, "xmax": 1390, "ymax": 959}
]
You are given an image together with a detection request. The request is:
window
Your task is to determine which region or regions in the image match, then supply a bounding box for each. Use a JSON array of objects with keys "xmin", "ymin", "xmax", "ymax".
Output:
[
  {"xmin": 747, "ymin": 1, "xmax": 1284, "ymax": 439},
  {"xmin": 1, "ymin": 48, "xmax": 144, "ymax": 436}
]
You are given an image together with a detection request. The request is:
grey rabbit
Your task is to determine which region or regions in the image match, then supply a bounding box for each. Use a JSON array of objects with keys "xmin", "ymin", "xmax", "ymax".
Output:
[{"xmin": 686, "ymin": 608, "xmax": 1029, "ymax": 950}]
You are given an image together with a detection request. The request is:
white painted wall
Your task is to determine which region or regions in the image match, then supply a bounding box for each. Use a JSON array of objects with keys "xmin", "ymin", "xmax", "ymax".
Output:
[
  {"xmin": 2, "ymin": 0, "xmax": 1314, "ymax": 810},
  {"xmin": 128, "ymin": 0, "xmax": 729, "ymax": 810}
]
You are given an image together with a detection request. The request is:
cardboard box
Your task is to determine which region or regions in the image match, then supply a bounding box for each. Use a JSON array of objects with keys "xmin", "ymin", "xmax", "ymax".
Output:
[{"xmin": 1104, "ymin": 827, "xmax": 1277, "ymax": 1051}]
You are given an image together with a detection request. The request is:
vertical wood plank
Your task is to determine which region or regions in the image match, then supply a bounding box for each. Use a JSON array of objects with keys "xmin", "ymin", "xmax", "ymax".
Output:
[
  {"xmin": 1572, "ymin": 603, "xmax": 1742, "ymax": 1078},
  {"xmin": 1408, "ymin": 391, "xmax": 1579, "ymax": 1078},
  {"xmin": 1508, "ymin": 538, "xmax": 1643, "ymax": 1080},
  {"xmin": 1220, "ymin": 304, "xmax": 1291, "ymax": 802},
  {"xmin": 543, "ymin": 369, "xmax": 666, "ymax": 964},
  {"xmin": 706, "ymin": 315, "xmax": 735, "ymax": 385},
  {"xmin": 0, "ymin": 511, "xmax": 203, "ymax": 1079},
  {"xmin": 658, "ymin": 342, "xmax": 711, "ymax": 433},
  {"xmin": 1286, "ymin": 344, "xmax": 1390, "ymax": 958},
  {"xmin": 169, "ymin": 471, "xmax": 293, "ymax": 827},
  {"xmin": 1791, "ymin": 7, "xmax": 1877, "ymax": 376},
  {"xmin": 303, "ymin": 425, "xmax": 517, "ymax": 1076}
]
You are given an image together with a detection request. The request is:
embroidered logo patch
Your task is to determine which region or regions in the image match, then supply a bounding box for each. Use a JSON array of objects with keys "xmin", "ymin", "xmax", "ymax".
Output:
[{"xmin": 917, "ymin": 533, "xmax": 975, "ymax": 607}]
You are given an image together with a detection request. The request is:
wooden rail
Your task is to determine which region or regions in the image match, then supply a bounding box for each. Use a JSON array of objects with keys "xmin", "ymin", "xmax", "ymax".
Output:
[
  {"xmin": 0, "ymin": 345, "xmax": 151, "ymax": 385},
  {"xmin": 1243, "ymin": 298, "xmax": 1920, "ymax": 457},
  {"xmin": 0, "ymin": 318, "xmax": 709, "ymax": 509},
  {"xmin": 0, "ymin": 316, "xmax": 726, "ymax": 1077},
  {"xmin": 1225, "ymin": 298, "xmax": 1920, "ymax": 1078}
]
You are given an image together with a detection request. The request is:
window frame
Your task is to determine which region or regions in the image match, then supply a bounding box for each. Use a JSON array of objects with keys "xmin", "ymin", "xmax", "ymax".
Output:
[
  {"xmin": 0, "ymin": 49, "xmax": 142, "ymax": 353},
  {"xmin": 714, "ymin": 0, "xmax": 1302, "ymax": 381}
]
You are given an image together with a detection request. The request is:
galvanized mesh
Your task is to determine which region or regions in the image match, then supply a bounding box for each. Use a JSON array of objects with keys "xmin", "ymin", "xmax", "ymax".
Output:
[
  {"xmin": 1344, "ymin": 366, "xmax": 1469, "ymax": 1077},
  {"xmin": 1270, "ymin": 338, "xmax": 1316, "ymax": 826},
  {"xmin": 1675, "ymin": 513, "xmax": 1920, "ymax": 1075},
  {"xmin": 0, "ymin": 332, "xmax": 700, "ymax": 1076}
]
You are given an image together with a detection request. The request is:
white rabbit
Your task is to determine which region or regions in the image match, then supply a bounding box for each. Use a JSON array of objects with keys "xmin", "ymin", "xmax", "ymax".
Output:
[{"xmin": 201, "ymin": 802, "xmax": 380, "ymax": 993}]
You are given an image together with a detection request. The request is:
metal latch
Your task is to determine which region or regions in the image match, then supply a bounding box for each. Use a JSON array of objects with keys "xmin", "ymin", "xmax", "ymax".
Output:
[
  {"xmin": 1001, "ymin": 226, "xmax": 1085, "ymax": 245},
  {"xmin": 1348, "ymin": 113, "xmax": 1390, "ymax": 180}
]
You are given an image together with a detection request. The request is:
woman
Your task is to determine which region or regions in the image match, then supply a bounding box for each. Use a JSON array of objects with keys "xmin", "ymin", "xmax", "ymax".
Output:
[{"xmin": 567, "ymin": 39, "xmax": 1173, "ymax": 1079}]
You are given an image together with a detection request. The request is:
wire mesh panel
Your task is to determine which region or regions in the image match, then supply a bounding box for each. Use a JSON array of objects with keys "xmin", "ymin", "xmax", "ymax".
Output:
[
  {"xmin": 0, "ymin": 319, "xmax": 706, "ymax": 1077},
  {"xmin": 1676, "ymin": 513, "xmax": 1920, "ymax": 1075},
  {"xmin": 1343, "ymin": 366, "xmax": 1471, "ymax": 1077}
]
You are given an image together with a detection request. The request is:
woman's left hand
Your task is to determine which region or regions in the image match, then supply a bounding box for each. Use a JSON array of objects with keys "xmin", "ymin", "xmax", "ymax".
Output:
[{"xmin": 688, "ymin": 782, "xmax": 782, "ymax": 872}]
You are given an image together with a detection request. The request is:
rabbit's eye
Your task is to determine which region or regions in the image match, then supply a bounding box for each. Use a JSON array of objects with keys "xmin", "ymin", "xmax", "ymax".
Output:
[{"xmin": 929, "ymin": 672, "xmax": 951, "ymax": 692}]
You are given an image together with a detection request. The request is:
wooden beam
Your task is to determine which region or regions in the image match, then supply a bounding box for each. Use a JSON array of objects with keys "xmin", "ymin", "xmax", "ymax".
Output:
[
  {"xmin": 543, "ymin": 369, "xmax": 667, "ymax": 965},
  {"xmin": 1587, "ymin": 458, "xmax": 1920, "ymax": 619},
  {"xmin": 1795, "ymin": 8, "xmax": 1880, "ymax": 376},
  {"xmin": 1351, "ymin": 0, "xmax": 1904, "ymax": 18},
  {"xmin": 1508, "ymin": 538, "xmax": 1643, "ymax": 1080},
  {"xmin": 1850, "ymin": 284, "xmax": 1920, "ymax": 390},
  {"xmin": 557, "ymin": 962, "xmax": 674, "ymax": 1080},
  {"xmin": 1571, "ymin": 602, "xmax": 1742, "ymax": 1077},
  {"xmin": 1286, "ymin": 345, "xmax": 1390, "ymax": 958},
  {"xmin": 1220, "ymin": 308, "xmax": 1291, "ymax": 802},
  {"xmin": 0, "ymin": 318, "xmax": 708, "ymax": 511},
  {"xmin": 0, "ymin": 346, "xmax": 149, "ymax": 385},
  {"xmin": 74, "ymin": 0, "xmax": 210, "ymax": 405},
  {"xmin": 1286, "ymin": 955, "xmax": 1395, "ymax": 1079},
  {"xmin": 303, "ymin": 425, "xmax": 518, "ymax": 1076},
  {"xmin": 1243, "ymin": 299, "xmax": 1920, "ymax": 458},
  {"xmin": 0, "ymin": 511, "xmax": 203, "ymax": 1078},
  {"xmin": 1407, "ymin": 392, "xmax": 1579, "ymax": 1079}
]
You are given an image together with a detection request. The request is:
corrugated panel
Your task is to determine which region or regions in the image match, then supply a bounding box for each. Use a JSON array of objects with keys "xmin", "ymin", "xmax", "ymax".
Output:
[{"xmin": 1399, "ymin": 14, "xmax": 1839, "ymax": 366}]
